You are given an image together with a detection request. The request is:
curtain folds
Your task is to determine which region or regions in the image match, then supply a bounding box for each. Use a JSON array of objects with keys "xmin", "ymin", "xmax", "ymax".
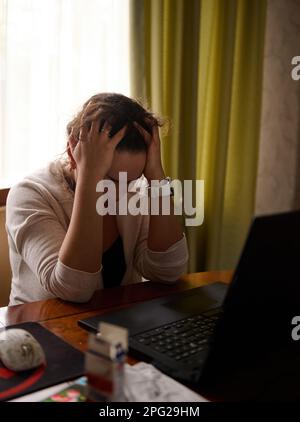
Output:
[{"xmin": 130, "ymin": 0, "xmax": 267, "ymax": 272}]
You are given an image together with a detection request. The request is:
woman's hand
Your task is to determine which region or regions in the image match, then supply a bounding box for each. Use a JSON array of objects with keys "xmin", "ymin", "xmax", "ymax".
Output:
[
  {"xmin": 69, "ymin": 103, "xmax": 126, "ymax": 179},
  {"xmin": 134, "ymin": 121, "xmax": 166, "ymax": 181}
]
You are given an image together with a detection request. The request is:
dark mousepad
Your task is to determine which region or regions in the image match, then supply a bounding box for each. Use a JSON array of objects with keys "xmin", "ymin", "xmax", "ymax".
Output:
[{"xmin": 0, "ymin": 322, "xmax": 84, "ymax": 401}]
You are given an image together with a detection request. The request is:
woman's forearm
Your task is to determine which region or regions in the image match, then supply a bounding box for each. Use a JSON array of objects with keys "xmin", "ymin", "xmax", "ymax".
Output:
[
  {"xmin": 147, "ymin": 197, "xmax": 184, "ymax": 251},
  {"xmin": 59, "ymin": 170, "xmax": 104, "ymax": 272},
  {"xmin": 59, "ymin": 111, "xmax": 126, "ymax": 273}
]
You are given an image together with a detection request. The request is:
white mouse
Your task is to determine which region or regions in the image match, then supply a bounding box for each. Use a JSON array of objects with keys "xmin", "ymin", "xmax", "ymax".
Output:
[{"xmin": 0, "ymin": 328, "xmax": 46, "ymax": 371}]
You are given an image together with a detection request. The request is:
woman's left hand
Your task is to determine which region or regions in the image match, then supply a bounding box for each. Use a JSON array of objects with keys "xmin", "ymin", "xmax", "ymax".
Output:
[{"xmin": 134, "ymin": 121, "xmax": 166, "ymax": 181}]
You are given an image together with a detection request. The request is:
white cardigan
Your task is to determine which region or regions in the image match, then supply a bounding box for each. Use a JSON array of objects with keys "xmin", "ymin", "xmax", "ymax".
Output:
[{"xmin": 6, "ymin": 160, "xmax": 189, "ymax": 305}]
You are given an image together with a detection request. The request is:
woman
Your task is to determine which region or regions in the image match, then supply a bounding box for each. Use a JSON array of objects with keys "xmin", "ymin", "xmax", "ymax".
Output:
[{"xmin": 6, "ymin": 93, "xmax": 189, "ymax": 305}]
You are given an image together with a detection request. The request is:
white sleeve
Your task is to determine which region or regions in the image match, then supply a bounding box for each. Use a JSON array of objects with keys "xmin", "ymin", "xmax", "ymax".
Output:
[
  {"xmin": 6, "ymin": 182, "xmax": 102, "ymax": 303},
  {"xmin": 133, "ymin": 215, "xmax": 189, "ymax": 283}
]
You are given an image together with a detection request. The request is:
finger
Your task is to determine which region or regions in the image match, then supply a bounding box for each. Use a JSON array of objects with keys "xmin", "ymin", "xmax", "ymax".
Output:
[
  {"xmin": 152, "ymin": 124, "xmax": 160, "ymax": 142},
  {"xmin": 143, "ymin": 117, "xmax": 157, "ymax": 133},
  {"xmin": 69, "ymin": 135, "xmax": 77, "ymax": 151},
  {"xmin": 84, "ymin": 100, "xmax": 98, "ymax": 114},
  {"xmin": 110, "ymin": 125, "xmax": 127, "ymax": 148},
  {"xmin": 133, "ymin": 121, "xmax": 152, "ymax": 145},
  {"xmin": 100, "ymin": 120, "xmax": 112, "ymax": 138},
  {"xmin": 81, "ymin": 102, "xmax": 99, "ymax": 123},
  {"xmin": 87, "ymin": 108, "xmax": 102, "ymax": 122},
  {"xmin": 144, "ymin": 119, "xmax": 160, "ymax": 144},
  {"xmin": 144, "ymin": 117, "xmax": 159, "ymax": 136},
  {"xmin": 68, "ymin": 127, "xmax": 74, "ymax": 142},
  {"xmin": 79, "ymin": 123, "xmax": 89, "ymax": 142},
  {"xmin": 90, "ymin": 119, "xmax": 100, "ymax": 138}
]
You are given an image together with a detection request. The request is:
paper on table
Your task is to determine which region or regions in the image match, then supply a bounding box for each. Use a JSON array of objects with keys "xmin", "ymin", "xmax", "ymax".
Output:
[
  {"xmin": 123, "ymin": 362, "xmax": 207, "ymax": 402},
  {"xmin": 11, "ymin": 362, "xmax": 208, "ymax": 402}
]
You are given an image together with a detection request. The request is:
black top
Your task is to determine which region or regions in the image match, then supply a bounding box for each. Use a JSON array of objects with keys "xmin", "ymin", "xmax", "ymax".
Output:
[{"xmin": 101, "ymin": 236, "xmax": 126, "ymax": 288}]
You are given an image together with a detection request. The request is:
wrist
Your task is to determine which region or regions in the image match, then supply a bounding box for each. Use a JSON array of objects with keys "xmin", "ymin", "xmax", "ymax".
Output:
[
  {"xmin": 148, "ymin": 177, "xmax": 174, "ymax": 198},
  {"xmin": 78, "ymin": 168, "xmax": 106, "ymax": 183},
  {"xmin": 145, "ymin": 167, "xmax": 166, "ymax": 181},
  {"xmin": 76, "ymin": 171, "xmax": 106, "ymax": 195}
]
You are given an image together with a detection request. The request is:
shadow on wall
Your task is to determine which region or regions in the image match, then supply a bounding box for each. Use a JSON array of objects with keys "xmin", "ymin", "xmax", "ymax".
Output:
[{"xmin": 0, "ymin": 207, "xmax": 11, "ymax": 307}]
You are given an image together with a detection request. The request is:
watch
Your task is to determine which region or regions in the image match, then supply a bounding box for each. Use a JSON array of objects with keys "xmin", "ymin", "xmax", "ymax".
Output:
[{"xmin": 148, "ymin": 177, "xmax": 174, "ymax": 198}]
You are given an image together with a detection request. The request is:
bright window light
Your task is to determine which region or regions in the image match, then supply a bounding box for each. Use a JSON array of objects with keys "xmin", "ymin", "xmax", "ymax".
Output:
[{"xmin": 0, "ymin": 0, "xmax": 130, "ymax": 187}]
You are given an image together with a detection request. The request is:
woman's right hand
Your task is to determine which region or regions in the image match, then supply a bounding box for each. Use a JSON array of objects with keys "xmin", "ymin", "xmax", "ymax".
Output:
[{"xmin": 69, "ymin": 103, "xmax": 126, "ymax": 180}]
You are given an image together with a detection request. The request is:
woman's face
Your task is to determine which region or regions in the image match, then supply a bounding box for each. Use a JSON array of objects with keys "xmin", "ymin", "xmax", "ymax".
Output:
[{"xmin": 107, "ymin": 150, "xmax": 147, "ymax": 184}]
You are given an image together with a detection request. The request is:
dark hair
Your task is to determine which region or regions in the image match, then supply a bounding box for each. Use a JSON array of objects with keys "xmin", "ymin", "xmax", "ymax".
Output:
[{"xmin": 66, "ymin": 93, "xmax": 165, "ymax": 153}]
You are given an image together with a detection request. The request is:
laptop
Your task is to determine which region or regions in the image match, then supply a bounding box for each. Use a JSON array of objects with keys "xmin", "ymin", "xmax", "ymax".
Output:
[{"xmin": 79, "ymin": 211, "xmax": 300, "ymax": 400}]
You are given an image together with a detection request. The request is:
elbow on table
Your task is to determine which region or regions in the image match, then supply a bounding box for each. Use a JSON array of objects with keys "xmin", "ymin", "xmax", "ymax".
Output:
[
  {"xmin": 40, "ymin": 264, "xmax": 99, "ymax": 303},
  {"xmin": 45, "ymin": 282, "xmax": 96, "ymax": 303},
  {"xmin": 146, "ymin": 258, "xmax": 189, "ymax": 285},
  {"xmin": 144, "ymin": 236, "xmax": 189, "ymax": 284}
]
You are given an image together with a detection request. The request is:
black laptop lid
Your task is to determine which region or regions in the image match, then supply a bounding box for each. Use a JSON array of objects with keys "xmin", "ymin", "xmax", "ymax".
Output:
[
  {"xmin": 200, "ymin": 211, "xmax": 300, "ymax": 400},
  {"xmin": 224, "ymin": 210, "xmax": 300, "ymax": 312}
]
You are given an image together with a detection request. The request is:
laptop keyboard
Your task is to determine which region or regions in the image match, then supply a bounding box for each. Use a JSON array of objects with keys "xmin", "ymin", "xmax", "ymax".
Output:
[{"xmin": 132, "ymin": 308, "xmax": 222, "ymax": 366}]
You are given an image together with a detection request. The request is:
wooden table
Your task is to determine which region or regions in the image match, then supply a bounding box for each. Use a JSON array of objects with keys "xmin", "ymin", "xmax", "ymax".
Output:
[
  {"xmin": 0, "ymin": 271, "xmax": 232, "ymax": 355},
  {"xmin": 0, "ymin": 271, "xmax": 232, "ymax": 402},
  {"xmin": 0, "ymin": 270, "xmax": 232, "ymax": 383}
]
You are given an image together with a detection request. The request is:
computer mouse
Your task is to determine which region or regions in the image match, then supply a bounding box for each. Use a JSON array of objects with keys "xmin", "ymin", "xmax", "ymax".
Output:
[{"xmin": 0, "ymin": 328, "xmax": 46, "ymax": 371}]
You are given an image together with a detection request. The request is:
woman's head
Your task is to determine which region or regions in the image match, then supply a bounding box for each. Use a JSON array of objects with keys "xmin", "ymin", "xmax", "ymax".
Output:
[{"xmin": 66, "ymin": 93, "xmax": 165, "ymax": 180}]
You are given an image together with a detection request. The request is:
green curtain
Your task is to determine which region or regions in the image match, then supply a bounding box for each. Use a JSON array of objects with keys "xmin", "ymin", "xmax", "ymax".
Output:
[{"xmin": 130, "ymin": 0, "xmax": 267, "ymax": 272}]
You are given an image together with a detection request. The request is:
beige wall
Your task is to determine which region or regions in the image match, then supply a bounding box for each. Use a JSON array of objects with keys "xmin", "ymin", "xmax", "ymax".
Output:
[
  {"xmin": 0, "ymin": 207, "xmax": 11, "ymax": 306},
  {"xmin": 255, "ymin": 0, "xmax": 300, "ymax": 214}
]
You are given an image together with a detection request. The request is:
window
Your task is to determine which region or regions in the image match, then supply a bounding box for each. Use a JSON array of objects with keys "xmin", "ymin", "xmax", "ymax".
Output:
[{"xmin": 0, "ymin": 0, "xmax": 130, "ymax": 187}]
